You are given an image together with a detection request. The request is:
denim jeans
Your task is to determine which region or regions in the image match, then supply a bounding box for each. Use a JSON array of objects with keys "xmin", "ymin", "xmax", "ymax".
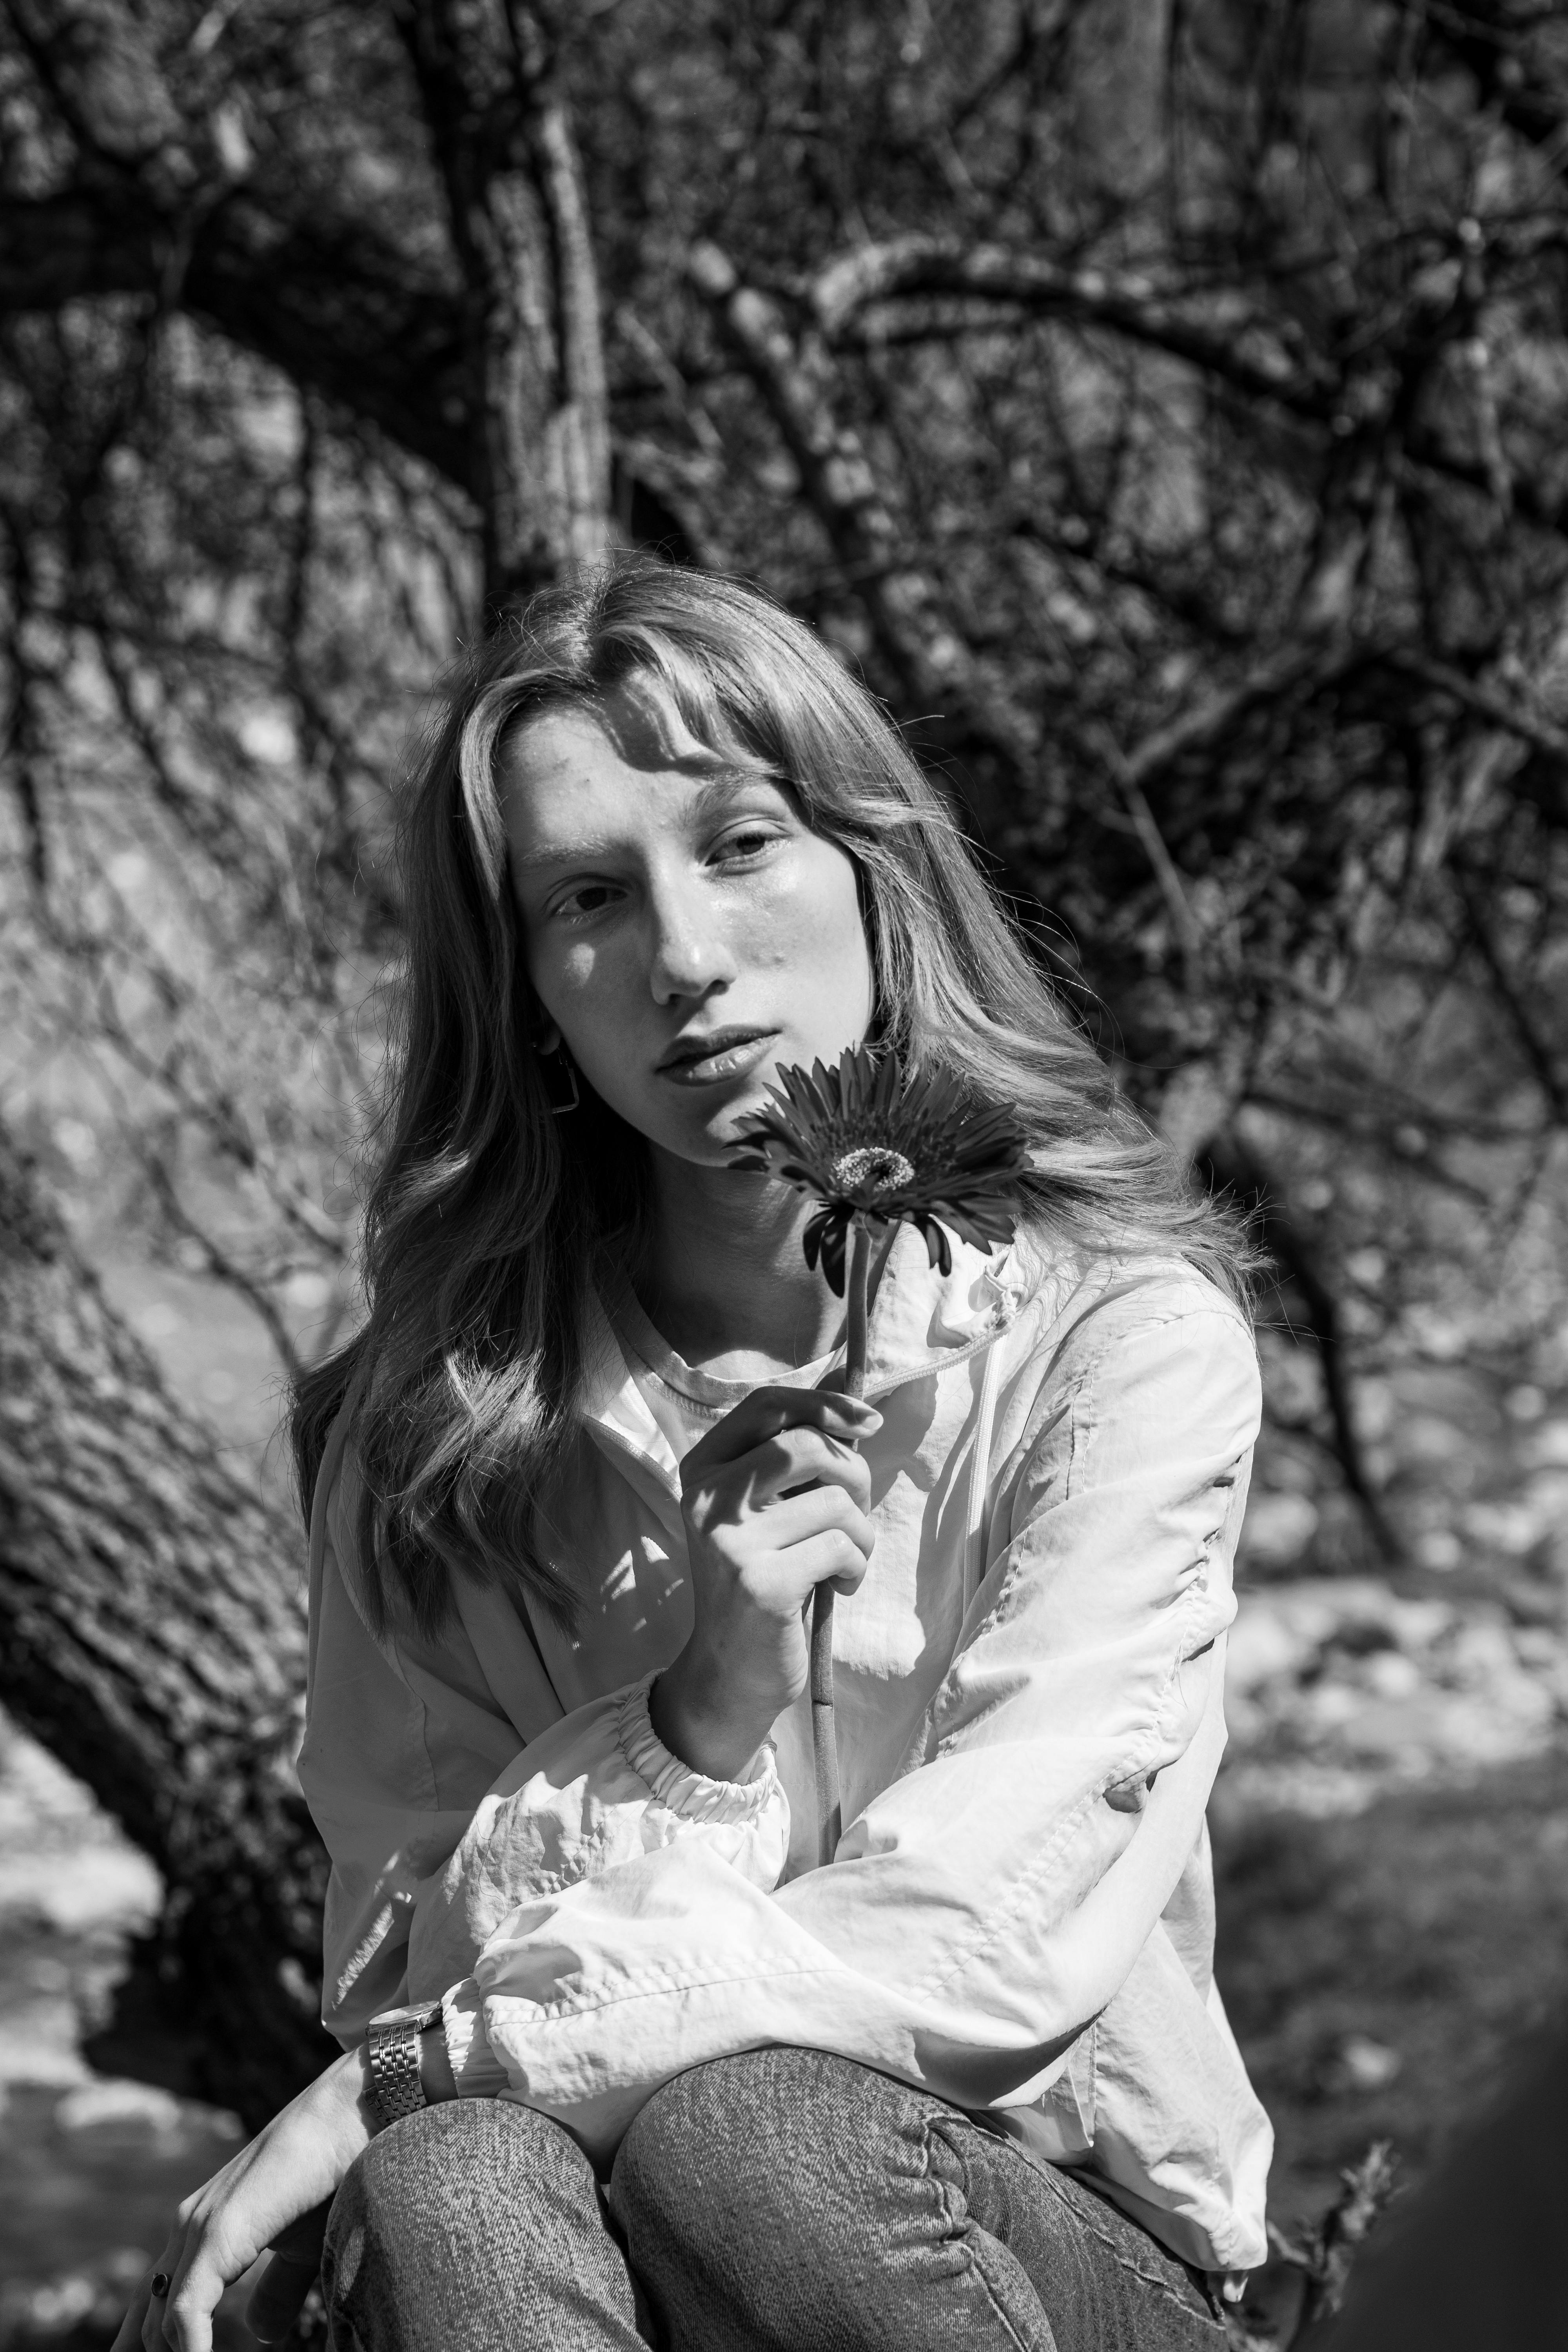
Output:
[{"xmin": 321, "ymin": 2047, "xmax": 1230, "ymax": 2351}]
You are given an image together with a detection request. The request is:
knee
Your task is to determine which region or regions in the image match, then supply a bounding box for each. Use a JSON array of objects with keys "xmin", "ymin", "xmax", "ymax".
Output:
[
  {"xmin": 325, "ymin": 2099, "xmax": 598, "ymax": 2319},
  {"xmin": 615, "ymin": 2050, "xmax": 788, "ymax": 2236},
  {"xmin": 613, "ymin": 2053, "xmax": 959, "ymax": 2348},
  {"xmin": 612, "ymin": 2047, "xmax": 898, "ymax": 2253},
  {"xmin": 332, "ymin": 2097, "xmax": 564, "ymax": 2240}
]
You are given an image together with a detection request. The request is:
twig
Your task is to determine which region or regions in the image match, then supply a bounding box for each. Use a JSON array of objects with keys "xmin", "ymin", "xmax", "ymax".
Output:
[
  {"xmin": 1269, "ymin": 2140, "xmax": 1399, "ymax": 2340},
  {"xmin": 1087, "ymin": 723, "xmax": 1205, "ymax": 987},
  {"xmin": 1386, "ymin": 650, "xmax": 1568, "ymax": 770},
  {"xmin": 1211, "ymin": 1136, "xmax": 1405, "ymax": 1563}
]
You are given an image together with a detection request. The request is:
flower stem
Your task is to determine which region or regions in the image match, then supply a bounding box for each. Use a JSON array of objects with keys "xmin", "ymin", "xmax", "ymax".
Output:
[
  {"xmin": 811, "ymin": 1216, "xmax": 871, "ymax": 1865},
  {"xmin": 843, "ymin": 1214, "xmax": 871, "ymax": 1401}
]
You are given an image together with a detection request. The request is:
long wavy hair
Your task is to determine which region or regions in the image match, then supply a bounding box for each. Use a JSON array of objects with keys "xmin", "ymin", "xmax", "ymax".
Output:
[{"xmin": 292, "ymin": 558, "xmax": 1254, "ymax": 1637}]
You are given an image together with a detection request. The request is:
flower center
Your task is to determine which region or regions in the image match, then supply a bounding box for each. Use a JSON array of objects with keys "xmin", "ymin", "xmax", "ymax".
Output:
[{"xmin": 831, "ymin": 1145, "xmax": 916, "ymax": 1196}]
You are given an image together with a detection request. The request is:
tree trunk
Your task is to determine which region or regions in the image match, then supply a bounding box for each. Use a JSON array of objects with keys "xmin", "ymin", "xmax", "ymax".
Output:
[
  {"xmin": 396, "ymin": 0, "xmax": 614, "ymax": 610},
  {"xmin": 0, "ymin": 1122, "xmax": 336, "ymax": 2132}
]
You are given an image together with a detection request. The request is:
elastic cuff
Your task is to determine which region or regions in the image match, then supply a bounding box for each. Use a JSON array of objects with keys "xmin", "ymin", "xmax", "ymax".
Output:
[
  {"xmin": 441, "ymin": 1979, "xmax": 512, "ymax": 2097},
  {"xmin": 617, "ymin": 1674, "xmax": 782, "ymax": 1820}
]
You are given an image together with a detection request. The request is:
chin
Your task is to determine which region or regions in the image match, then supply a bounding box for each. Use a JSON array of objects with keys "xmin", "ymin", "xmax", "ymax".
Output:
[{"xmin": 656, "ymin": 1098, "xmax": 764, "ymax": 1167}]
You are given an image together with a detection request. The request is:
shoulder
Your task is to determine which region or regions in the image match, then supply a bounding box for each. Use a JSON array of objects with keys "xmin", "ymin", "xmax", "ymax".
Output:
[
  {"xmin": 1005, "ymin": 1229, "xmax": 1254, "ymax": 1356},
  {"xmin": 1002, "ymin": 1237, "xmax": 1259, "ymax": 1447}
]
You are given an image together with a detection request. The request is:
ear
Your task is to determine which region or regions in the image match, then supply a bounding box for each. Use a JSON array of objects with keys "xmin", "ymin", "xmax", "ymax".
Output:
[{"xmin": 533, "ymin": 1018, "xmax": 563, "ymax": 1057}]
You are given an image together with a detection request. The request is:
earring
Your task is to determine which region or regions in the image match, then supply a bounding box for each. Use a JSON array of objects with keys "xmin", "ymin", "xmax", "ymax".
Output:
[{"xmin": 544, "ymin": 1044, "xmax": 580, "ymax": 1116}]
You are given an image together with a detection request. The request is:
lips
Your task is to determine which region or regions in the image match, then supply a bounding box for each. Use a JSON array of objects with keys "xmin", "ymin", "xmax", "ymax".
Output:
[{"xmin": 656, "ymin": 1026, "xmax": 779, "ymax": 1085}]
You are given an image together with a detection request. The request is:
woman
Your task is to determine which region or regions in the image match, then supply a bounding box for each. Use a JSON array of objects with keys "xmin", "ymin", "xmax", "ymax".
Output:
[{"xmin": 119, "ymin": 561, "xmax": 1271, "ymax": 2352}]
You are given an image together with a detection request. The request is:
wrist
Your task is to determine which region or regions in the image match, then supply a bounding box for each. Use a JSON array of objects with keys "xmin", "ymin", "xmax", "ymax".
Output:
[
  {"xmin": 301, "ymin": 2045, "xmax": 380, "ymax": 2165},
  {"xmin": 364, "ymin": 1999, "xmax": 447, "ymax": 2127},
  {"xmin": 651, "ymin": 1645, "xmax": 770, "ymax": 1783}
]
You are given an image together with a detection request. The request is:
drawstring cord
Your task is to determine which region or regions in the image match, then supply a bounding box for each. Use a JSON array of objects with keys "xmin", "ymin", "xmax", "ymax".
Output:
[{"xmin": 964, "ymin": 1316, "xmax": 1007, "ymax": 1610}]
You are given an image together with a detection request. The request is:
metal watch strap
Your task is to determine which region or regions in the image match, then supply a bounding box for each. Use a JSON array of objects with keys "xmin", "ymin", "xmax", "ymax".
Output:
[{"xmin": 366, "ymin": 2001, "xmax": 443, "ymax": 2125}]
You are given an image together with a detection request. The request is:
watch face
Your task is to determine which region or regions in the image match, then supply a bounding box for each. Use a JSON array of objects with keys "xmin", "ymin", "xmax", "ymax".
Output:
[{"xmin": 370, "ymin": 2001, "xmax": 443, "ymax": 2033}]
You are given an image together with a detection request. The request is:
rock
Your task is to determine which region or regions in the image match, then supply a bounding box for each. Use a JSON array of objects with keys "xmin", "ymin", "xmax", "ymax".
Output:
[
  {"xmin": 0, "ymin": 1846, "xmax": 161, "ymax": 1936},
  {"xmin": 1222, "ymin": 1578, "xmax": 1568, "ymax": 1812},
  {"xmin": 1240, "ymin": 1491, "xmax": 1320, "ymax": 1570},
  {"xmin": 0, "ymin": 2000, "xmax": 92, "ymax": 2086},
  {"xmin": 54, "ymin": 2077, "xmax": 185, "ymax": 2134},
  {"xmin": 1524, "ymin": 1419, "xmax": 1568, "ymax": 1468},
  {"xmin": 1330, "ymin": 2033, "xmax": 1403, "ymax": 2094}
]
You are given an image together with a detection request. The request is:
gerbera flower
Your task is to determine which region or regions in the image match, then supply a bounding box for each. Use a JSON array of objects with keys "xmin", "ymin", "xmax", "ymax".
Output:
[
  {"xmin": 731, "ymin": 1045, "xmax": 1029, "ymax": 1867},
  {"xmin": 730, "ymin": 1044, "xmax": 1030, "ymax": 1296}
]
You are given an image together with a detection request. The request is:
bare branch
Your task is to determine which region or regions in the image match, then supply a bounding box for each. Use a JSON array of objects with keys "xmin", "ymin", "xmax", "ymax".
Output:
[
  {"xmin": 1115, "ymin": 639, "xmax": 1384, "ymax": 796},
  {"xmin": 139, "ymin": 1148, "xmax": 303, "ymax": 1382},
  {"xmin": 1387, "ymin": 651, "xmax": 1568, "ymax": 771},
  {"xmin": 809, "ymin": 236, "xmax": 1338, "ymax": 419},
  {"xmin": 688, "ymin": 240, "xmax": 1038, "ymax": 824},
  {"xmin": 1086, "ymin": 723, "xmax": 1205, "ymax": 984}
]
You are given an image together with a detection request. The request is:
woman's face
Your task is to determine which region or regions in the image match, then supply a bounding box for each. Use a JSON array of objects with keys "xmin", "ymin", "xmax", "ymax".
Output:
[{"xmin": 502, "ymin": 678, "xmax": 876, "ymax": 1168}]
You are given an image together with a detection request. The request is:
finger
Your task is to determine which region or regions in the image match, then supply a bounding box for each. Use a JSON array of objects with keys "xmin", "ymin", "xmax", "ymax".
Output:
[
  {"xmin": 685, "ymin": 1386, "xmax": 881, "ymax": 1475},
  {"xmin": 155, "ymin": 2210, "xmax": 217, "ymax": 2352},
  {"xmin": 246, "ymin": 2252, "xmax": 319, "ymax": 2344},
  {"xmin": 691, "ymin": 1419, "xmax": 873, "ymax": 1506},
  {"xmin": 163, "ymin": 2257, "xmax": 221, "ymax": 2352},
  {"xmin": 792, "ymin": 1524, "xmax": 875, "ymax": 1598},
  {"xmin": 267, "ymin": 2198, "xmax": 334, "ymax": 2263},
  {"xmin": 246, "ymin": 2196, "xmax": 332, "ymax": 2342},
  {"xmin": 738, "ymin": 1427, "xmax": 875, "ymax": 1512},
  {"xmin": 112, "ymin": 2281, "xmax": 152, "ymax": 2352},
  {"xmin": 138, "ymin": 2239, "xmax": 184, "ymax": 2352},
  {"xmin": 768, "ymin": 1481, "xmax": 876, "ymax": 1555}
]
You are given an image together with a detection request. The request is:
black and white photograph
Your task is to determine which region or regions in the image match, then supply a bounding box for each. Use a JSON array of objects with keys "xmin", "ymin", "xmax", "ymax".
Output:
[{"xmin": 1, "ymin": 5, "xmax": 1566, "ymax": 2348}]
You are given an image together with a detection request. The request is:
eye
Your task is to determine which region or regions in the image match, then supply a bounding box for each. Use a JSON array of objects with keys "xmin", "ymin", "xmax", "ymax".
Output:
[
  {"xmin": 712, "ymin": 822, "xmax": 785, "ymax": 863},
  {"xmin": 552, "ymin": 878, "xmax": 624, "ymax": 921}
]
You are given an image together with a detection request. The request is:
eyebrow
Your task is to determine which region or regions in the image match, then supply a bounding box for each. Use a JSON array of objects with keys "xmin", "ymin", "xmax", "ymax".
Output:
[{"xmin": 508, "ymin": 769, "xmax": 789, "ymax": 876}]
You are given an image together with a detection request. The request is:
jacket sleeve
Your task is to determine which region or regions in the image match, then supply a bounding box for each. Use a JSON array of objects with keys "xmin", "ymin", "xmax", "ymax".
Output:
[
  {"xmin": 299, "ymin": 1452, "xmax": 533, "ymax": 2044},
  {"xmin": 411, "ymin": 1297, "xmax": 1264, "ymax": 2258},
  {"xmin": 299, "ymin": 1435, "xmax": 791, "ymax": 2045}
]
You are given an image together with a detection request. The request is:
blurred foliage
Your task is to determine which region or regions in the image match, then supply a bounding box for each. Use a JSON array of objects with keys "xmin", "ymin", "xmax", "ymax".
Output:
[{"xmin": 2, "ymin": 0, "xmax": 1568, "ymax": 1576}]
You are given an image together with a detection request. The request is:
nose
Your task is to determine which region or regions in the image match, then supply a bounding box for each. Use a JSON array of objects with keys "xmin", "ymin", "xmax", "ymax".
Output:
[{"xmin": 645, "ymin": 866, "xmax": 735, "ymax": 1004}]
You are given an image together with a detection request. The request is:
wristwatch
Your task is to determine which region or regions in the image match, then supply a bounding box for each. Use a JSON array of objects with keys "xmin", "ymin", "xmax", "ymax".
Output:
[{"xmin": 365, "ymin": 1999, "xmax": 444, "ymax": 2124}]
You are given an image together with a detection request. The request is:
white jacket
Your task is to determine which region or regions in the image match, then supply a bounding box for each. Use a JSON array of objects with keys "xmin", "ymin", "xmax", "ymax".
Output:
[{"xmin": 299, "ymin": 1227, "xmax": 1272, "ymax": 2272}]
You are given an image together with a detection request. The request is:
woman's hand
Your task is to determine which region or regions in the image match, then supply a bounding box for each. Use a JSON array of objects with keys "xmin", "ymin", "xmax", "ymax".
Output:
[
  {"xmin": 653, "ymin": 1384, "xmax": 881, "ymax": 1779},
  {"xmin": 112, "ymin": 2047, "xmax": 376, "ymax": 2352}
]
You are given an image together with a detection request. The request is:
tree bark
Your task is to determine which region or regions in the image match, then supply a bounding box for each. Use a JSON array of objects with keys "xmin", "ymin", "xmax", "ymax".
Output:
[
  {"xmin": 396, "ymin": 0, "xmax": 613, "ymax": 608},
  {"xmin": 0, "ymin": 1122, "xmax": 335, "ymax": 2132}
]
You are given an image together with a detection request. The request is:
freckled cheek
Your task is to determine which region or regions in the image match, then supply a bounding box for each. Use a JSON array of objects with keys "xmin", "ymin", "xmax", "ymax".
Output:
[
  {"xmin": 552, "ymin": 941, "xmax": 601, "ymax": 1000},
  {"xmin": 530, "ymin": 927, "xmax": 622, "ymax": 1007},
  {"xmin": 536, "ymin": 941, "xmax": 660, "ymax": 1093},
  {"xmin": 738, "ymin": 867, "xmax": 867, "ymax": 982}
]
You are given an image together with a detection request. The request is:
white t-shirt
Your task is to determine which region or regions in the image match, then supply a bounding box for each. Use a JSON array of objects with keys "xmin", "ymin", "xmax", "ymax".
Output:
[{"xmin": 607, "ymin": 1283, "xmax": 844, "ymax": 1465}]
